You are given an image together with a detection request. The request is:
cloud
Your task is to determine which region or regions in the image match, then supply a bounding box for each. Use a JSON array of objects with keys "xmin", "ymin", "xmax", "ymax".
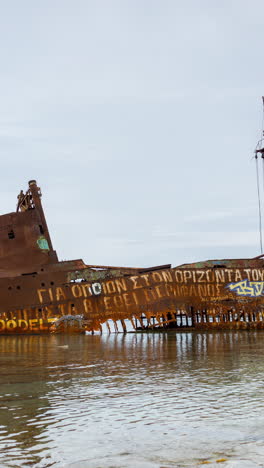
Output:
[{"xmin": 0, "ymin": 0, "xmax": 264, "ymax": 266}]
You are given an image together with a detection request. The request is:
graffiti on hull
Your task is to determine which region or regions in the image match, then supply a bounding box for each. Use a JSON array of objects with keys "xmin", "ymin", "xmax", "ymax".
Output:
[{"xmin": 227, "ymin": 279, "xmax": 264, "ymax": 297}]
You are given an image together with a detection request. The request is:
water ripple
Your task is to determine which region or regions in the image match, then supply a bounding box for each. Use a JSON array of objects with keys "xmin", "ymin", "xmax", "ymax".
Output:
[{"xmin": 1, "ymin": 332, "xmax": 264, "ymax": 467}]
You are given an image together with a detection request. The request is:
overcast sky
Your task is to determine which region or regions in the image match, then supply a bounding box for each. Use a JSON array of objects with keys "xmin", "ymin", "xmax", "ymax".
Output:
[{"xmin": 0, "ymin": 0, "xmax": 264, "ymax": 267}]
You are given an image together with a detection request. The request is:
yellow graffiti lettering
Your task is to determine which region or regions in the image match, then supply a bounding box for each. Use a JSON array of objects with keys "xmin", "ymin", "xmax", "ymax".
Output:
[
  {"xmin": 123, "ymin": 293, "xmax": 133, "ymax": 308},
  {"xmin": 143, "ymin": 290, "xmax": 151, "ymax": 302},
  {"xmin": 6, "ymin": 320, "xmax": 16, "ymax": 330},
  {"xmin": 252, "ymin": 282, "xmax": 264, "ymax": 296},
  {"xmin": 71, "ymin": 284, "xmax": 83, "ymax": 298},
  {"xmin": 198, "ymin": 285, "xmax": 207, "ymax": 296},
  {"xmin": 113, "ymin": 295, "xmax": 124, "ymax": 309},
  {"xmin": 215, "ymin": 270, "xmax": 225, "ymax": 283},
  {"xmin": 189, "ymin": 285, "xmax": 198, "ymax": 296},
  {"xmin": 152, "ymin": 272, "xmax": 162, "ymax": 283},
  {"xmin": 161, "ymin": 271, "xmax": 173, "ymax": 283},
  {"xmin": 258, "ymin": 269, "xmax": 264, "ymax": 281},
  {"xmin": 83, "ymin": 298, "xmax": 93, "ymax": 313},
  {"xmin": 115, "ymin": 279, "xmax": 127, "ymax": 293},
  {"xmin": 18, "ymin": 320, "xmax": 28, "ymax": 329},
  {"xmin": 103, "ymin": 296, "xmax": 112, "ymax": 311},
  {"xmin": 29, "ymin": 319, "xmax": 38, "ymax": 329},
  {"xmin": 81, "ymin": 283, "xmax": 92, "ymax": 297},
  {"xmin": 180, "ymin": 286, "xmax": 189, "ymax": 296},
  {"xmin": 58, "ymin": 303, "xmax": 66, "ymax": 315},
  {"xmin": 155, "ymin": 285, "xmax": 163, "ymax": 298},
  {"xmin": 141, "ymin": 274, "xmax": 150, "ymax": 286},
  {"xmin": 234, "ymin": 270, "xmax": 242, "ymax": 282},
  {"xmin": 106, "ymin": 281, "xmax": 116, "ymax": 294},
  {"xmin": 132, "ymin": 292, "xmax": 139, "ymax": 305},
  {"xmin": 228, "ymin": 280, "xmax": 264, "ymax": 297},
  {"xmin": 183, "ymin": 271, "xmax": 192, "ymax": 283},
  {"xmin": 174, "ymin": 270, "xmax": 184, "ymax": 283},
  {"xmin": 244, "ymin": 269, "xmax": 251, "ymax": 280},
  {"xmin": 207, "ymin": 284, "xmax": 215, "ymax": 295},
  {"xmin": 130, "ymin": 276, "xmax": 140, "ymax": 289},
  {"xmin": 206, "ymin": 270, "xmax": 213, "ymax": 282},
  {"xmin": 37, "ymin": 288, "xmax": 46, "ymax": 303},
  {"xmin": 48, "ymin": 288, "xmax": 54, "ymax": 301},
  {"xmin": 56, "ymin": 287, "xmax": 66, "ymax": 301},
  {"xmin": 197, "ymin": 271, "xmax": 206, "ymax": 283},
  {"xmin": 225, "ymin": 269, "xmax": 233, "ymax": 282}
]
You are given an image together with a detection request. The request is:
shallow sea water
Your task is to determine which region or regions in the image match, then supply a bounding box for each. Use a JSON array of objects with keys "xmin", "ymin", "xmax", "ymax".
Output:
[{"xmin": 0, "ymin": 331, "xmax": 264, "ymax": 467}]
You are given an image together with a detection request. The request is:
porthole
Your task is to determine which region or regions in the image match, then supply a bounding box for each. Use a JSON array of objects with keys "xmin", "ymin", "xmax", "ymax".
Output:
[
  {"xmin": 8, "ymin": 230, "xmax": 15, "ymax": 239},
  {"xmin": 41, "ymin": 283, "xmax": 45, "ymax": 287}
]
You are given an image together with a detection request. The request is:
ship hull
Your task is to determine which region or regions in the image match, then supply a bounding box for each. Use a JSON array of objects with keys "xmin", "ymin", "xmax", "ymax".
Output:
[
  {"xmin": 1, "ymin": 263, "xmax": 264, "ymax": 334},
  {"xmin": 2, "ymin": 181, "xmax": 263, "ymax": 335}
]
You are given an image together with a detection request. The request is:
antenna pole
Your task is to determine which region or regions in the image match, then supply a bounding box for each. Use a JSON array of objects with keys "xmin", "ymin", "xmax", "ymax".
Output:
[
  {"xmin": 255, "ymin": 154, "xmax": 263, "ymax": 254},
  {"xmin": 254, "ymin": 97, "xmax": 264, "ymax": 254}
]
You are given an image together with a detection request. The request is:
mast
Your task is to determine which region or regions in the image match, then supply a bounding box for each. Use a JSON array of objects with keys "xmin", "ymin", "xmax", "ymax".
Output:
[
  {"xmin": 254, "ymin": 97, "xmax": 264, "ymax": 254},
  {"xmin": 27, "ymin": 180, "xmax": 54, "ymax": 252},
  {"xmin": 1, "ymin": 179, "xmax": 60, "ymax": 269}
]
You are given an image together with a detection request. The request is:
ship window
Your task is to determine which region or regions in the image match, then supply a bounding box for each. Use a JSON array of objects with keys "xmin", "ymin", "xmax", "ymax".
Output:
[
  {"xmin": 41, "ymin": 282, "xmax": 45, "ymax": 287},
  {"xmin": 8, "ymin": 230, "xmax": 15, "ymax": 239},
  {"xmin": 16, "ymin": 286, "xmax": 20, "ymax": 290},
  {"xmin": 8, "ymin": 287, "xmax": 12, "ymax": 290},
  {"xmin": 50, "ymin": 281, "xmax": 54, "ymax": 285},
  {"xmin": 39, "ymin": 225, "xmax": 44, "ymax": 234},
  {"xmin": 22, "ymin": 272, "xmax": 37, "ymax": 276}
]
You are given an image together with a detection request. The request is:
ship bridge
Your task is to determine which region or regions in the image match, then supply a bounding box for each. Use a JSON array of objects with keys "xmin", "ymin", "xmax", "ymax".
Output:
[{"xmin": 0, "ymin": 180, "xmax": 58, "ymax": 273}]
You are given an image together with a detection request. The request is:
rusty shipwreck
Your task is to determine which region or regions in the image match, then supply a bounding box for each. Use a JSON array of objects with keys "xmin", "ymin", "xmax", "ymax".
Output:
[{"xmin": 1, "ymin": 179, "xmax": 264, "ymax": 335}]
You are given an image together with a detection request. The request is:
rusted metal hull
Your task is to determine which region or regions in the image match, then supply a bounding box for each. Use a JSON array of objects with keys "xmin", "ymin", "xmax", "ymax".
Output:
[
  {"xmin": 1, "ymin": 180, "xmax": 264, "ymax": 335},
  {"xmin": 2, "ymin": 261, "xmax": 264, "ymax": 334}
]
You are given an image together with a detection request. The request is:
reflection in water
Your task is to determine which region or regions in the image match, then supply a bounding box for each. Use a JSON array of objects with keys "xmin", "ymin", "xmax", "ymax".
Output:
[{"xmin": 0, "ymin": 332, "xmax": 264, "ymax": 467}]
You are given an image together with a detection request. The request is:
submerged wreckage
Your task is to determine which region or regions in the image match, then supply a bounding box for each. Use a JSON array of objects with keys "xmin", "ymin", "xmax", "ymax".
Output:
[{"xmin": 1, "ymin": 180, "xmax": 264, "ymax": 335}]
